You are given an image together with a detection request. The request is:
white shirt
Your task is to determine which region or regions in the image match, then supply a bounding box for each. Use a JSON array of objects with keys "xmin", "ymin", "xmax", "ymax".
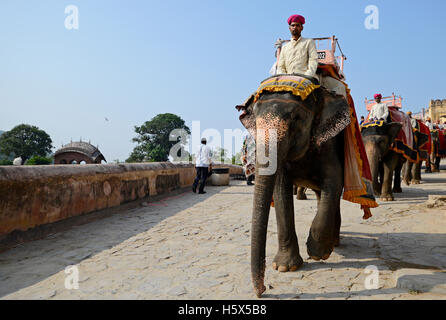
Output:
[
  {"xmin": 195, "ymin": 144, "xmax": 212, "ymax": 167},
  {"xmin": 425, "ymin": 121, "xmax": 433, "ymax": 130},
  {"xmin": 277, "ymin": 37, "xmax": 318, "ymax": 77},
  {"xmin": 369, "ymin": 103, "xmax": 389, "ymax": 121}
]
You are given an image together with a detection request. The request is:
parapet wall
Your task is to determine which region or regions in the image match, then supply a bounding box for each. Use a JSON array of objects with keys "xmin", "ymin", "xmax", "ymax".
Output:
[{"xmin": 0, "ymin": 163, "xmax": 243, "ymax": 238}]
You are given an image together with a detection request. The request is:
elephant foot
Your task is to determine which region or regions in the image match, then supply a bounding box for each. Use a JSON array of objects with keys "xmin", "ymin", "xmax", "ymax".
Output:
[
  {"xmin": 333, "ymin": 236, "xmax": 340, "ymax": 247},
  {"xmin": 411, "ymin": 179, "xmax": 421, "ymax": 185},
  {"xmin": 306, "ymin": 231, "xmax": 334, "ymax": 261},
  {"xmin": 425, "ymin": 168, "xmax": 432, "ymax": 173},
  {"xmin": 392, "ymin": 186, "xmax": 403, "ymax": 193},
  {"xmin": 381, "ymin": 195, "xmax": 394, "ymax": 201},
  {"xmin": 403, "ymin": 179, "xmax": 411, "ymax": 186},
  {"xmin": 272, "ymin": 249, "xmax": 303, "ymax": 272}
]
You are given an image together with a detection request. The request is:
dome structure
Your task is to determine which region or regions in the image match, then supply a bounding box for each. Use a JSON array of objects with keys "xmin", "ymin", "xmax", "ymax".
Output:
[{"xmin": 54, "ymin": 141, "xmax": 106, "ymax": 165}]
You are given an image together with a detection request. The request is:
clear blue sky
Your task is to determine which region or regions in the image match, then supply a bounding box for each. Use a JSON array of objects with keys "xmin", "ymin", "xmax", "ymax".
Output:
[{"xmin": 1, "ymin": 0, "xmax": 445, "ymax": 161}]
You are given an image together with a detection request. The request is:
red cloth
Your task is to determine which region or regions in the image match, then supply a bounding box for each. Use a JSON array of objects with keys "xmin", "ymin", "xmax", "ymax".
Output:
[
  {"xmin": 388, "ymin": 107, "xmax": 416, "ymax": 162},
  {"xmin": 417, "ymin": 120, "xmax": 431, "ymax": 156},
  {"xmin": 439, "ymin": 130, "xmax": 446, "ymax": 156},
  {"xmin": 287, "ymin": 14, "xmax": 305, "ymax": 25}
]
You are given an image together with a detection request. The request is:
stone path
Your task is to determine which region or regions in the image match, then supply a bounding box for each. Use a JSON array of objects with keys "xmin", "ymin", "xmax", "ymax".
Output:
[{"xmin": 1, "ymin": 171, "xmax": 445, "ymax": 300}]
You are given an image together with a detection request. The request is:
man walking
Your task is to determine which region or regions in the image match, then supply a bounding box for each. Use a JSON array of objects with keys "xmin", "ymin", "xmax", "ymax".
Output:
[{"xmin": 192, "ymin": 138, "xmax": 212, "ymax": 194}]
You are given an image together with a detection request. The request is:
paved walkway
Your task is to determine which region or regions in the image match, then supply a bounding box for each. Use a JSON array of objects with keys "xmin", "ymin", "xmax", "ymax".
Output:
[{"xmin": 1, "ymin": 171, "xmax": 446, "ymax": 300}]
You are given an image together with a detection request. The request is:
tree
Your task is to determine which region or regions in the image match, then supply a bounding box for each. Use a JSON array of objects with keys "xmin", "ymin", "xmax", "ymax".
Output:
[
  {"xmin": 26, "ymin": 155, "xmax": 53, "ymax": 165},
  {"xmin": 212, "ymin": 147, "xmax": 231, "ymax": 164},
  {"xmin": 126, "ymin": 113, "xmax": 191, "ymax": 163},
  {"xmin": 232, "ymin": 151, "xmax": 243, "ymax": 165},
  {"xmin": 0, "ymin": 124, "xmax": 53, "ymax": 162}
]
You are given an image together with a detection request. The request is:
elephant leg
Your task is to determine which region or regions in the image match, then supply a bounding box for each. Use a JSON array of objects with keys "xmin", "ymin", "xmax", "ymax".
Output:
[
  {"xmin": 333, "ymin": 200, "xmax": 341, "ymax": 247},
  {"xmin": 425, "ymin": 159, "xmax": 432, "ymax": 173},
  {"xmin": 435, "ymin": 157, "xmax": 441, "ymax": 171},
  {"xmin": 293, "ymin": 185, "xmax": 297, "ymax": 195},
  {"xmin": 412, "ymin": 162, "xmax": 421, "ymax": 184},
  {"xmin": 393, "ymin": 161, "xmax": 403, "ymax": 193},
  {"xmin": 307, "ymin": 169, "xmax": 342, "ymax": 261},
  {"xmin": 381, "ymin": 160, "xmax": 395, "ymax": 201},
  {"xmin": 403, "ymin": 161, "xmax": 412, "ymax": 186},
  {"xmin": 296, "ymin": 186, "xmax": 307, "ymax": 200},
  {"xmin": 272, "ymin": 171, "xmax": 303, "ymax": 272}
]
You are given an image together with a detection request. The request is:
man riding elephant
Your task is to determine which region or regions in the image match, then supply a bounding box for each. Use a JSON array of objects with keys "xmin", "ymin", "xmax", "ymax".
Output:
[
  {"xmin": 368, "ymin": 94, "xmax": 389, "ymax": 122},
  {"xmin": 276, "ymin": 14, "xmax": 319, "ymax": 77}
]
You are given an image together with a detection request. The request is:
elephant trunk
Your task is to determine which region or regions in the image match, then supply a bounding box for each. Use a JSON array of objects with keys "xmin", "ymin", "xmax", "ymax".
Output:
[{"xmin": 251, "ymin": 171, "xmax": 276, "ymax": 298}]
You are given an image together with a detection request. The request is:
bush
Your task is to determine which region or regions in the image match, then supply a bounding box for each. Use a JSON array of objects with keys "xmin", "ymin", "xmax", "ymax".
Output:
[
  {"xmin": 26, "ymin": 155, "xmax": 53, "ymax": 165},
  {"xmin": 0, "ymin": 159, "xmax": 13, "ymax": 165}
]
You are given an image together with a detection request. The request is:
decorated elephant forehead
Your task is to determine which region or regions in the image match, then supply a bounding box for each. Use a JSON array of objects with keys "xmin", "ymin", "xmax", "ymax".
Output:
[
  {"xmin": 256, "ymin": 115, "xmax": 289, "ymax": 141},
  {"xmin": 253, "ymin": 75, "xmax": 320, "ymax": 104}
]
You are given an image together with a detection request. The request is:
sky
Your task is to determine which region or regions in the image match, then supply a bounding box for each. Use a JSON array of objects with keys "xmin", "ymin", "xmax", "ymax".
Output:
[{"xmin": 1, "ymin": 0, "xmax": 445, "ymax": 162}]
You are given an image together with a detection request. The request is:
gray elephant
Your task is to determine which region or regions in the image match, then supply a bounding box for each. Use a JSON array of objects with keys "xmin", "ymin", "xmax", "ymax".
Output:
[
  {"xmin": 236, "ymin": 75, "xmax": 376, "ymax": 298},
  {"xmin": 430, "ymin": 130, "xmax": 445, "ymax": 172},
  {"xmin": 361, "ymin": 122, "xmax": 404, "ymax": 201},
  {"xmin": 402, "ymin": 129, "xmax": 429, "ymax": 185}
]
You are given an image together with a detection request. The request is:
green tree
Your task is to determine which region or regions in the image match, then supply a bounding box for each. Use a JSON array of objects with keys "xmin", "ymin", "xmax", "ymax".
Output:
[
  {"xmin": 232, "ymin": 151, "xmax": 243, "ymax": 165},
  {"xmin": 25, "ymin": 155, "xmax": 53, "ymax": 165},
  {"xmin": 212, "ymin": 147, "xmax": 231, "ymax": 164},
  {"xmin": 126, "ymin": 113, "xmax": 191, "ymax": 163},
  {"xmin": 0, "ymin": 159, "xmax": 12, "ymax": 165},
  {"xmin": 0, "ymin": 124, "xmax": 53, "ymax": 162}
]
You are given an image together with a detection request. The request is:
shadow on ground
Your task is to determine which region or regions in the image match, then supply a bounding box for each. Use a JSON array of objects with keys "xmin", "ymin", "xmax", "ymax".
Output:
[
  {"xmin": 265, "ymin": 231, "xmax": 446, "ymax": 299},
  {"xmin": 0, "ymin": 182, "xmax": 232, "ymax": 298}
]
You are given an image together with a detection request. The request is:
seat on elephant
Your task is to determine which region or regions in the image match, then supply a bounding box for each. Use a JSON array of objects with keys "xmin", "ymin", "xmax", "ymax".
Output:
[{"xmin": 360, "ymin": 120, "xmax": 386, "ymax": 130}]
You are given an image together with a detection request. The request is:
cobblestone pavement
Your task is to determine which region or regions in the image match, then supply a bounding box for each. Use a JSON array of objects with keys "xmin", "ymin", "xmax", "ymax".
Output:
[{"xmin": 1, "ymin": 171, "xmax": 445, "ymax": 300}]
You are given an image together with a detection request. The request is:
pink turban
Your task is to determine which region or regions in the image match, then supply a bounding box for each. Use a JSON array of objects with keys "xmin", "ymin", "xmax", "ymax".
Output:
[
  {"xmin": 374, "ymin": 94, "xmax": 382, "ymax": 99},
  {"xmin": 287, "ymin": 14, "xmax": 305, "ymax": 25}
]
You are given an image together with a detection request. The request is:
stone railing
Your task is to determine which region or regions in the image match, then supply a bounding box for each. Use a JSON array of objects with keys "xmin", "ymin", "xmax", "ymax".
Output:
[{"xmin": 0, "ymin": 162, "xmax": 243, "ymax": 239}]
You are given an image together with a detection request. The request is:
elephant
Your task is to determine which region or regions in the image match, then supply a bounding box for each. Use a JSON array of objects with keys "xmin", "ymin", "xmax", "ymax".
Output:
[
  {"xmin": 361, "ymin": 122, "xmax": 404, "ymax": 201},
  {"xmin": 361, "ymin": 122, "xmax": 429, "ymax": 200},
  {"xmin": 430, "ymin": 130, "xmax": 443, "ymax": 172},
  {"xmin": 236, "ymin": 79, "xmax": 355, "ymax": 298},
  {"xmin": 402, "ymin": 130, "xmax": 429, "ymax": 185}
]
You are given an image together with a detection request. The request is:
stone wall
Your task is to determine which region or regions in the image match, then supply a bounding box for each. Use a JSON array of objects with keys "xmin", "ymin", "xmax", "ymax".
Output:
[{"xmin": 0, "ymin": 163, "xmax": 243, "ymax": 239}]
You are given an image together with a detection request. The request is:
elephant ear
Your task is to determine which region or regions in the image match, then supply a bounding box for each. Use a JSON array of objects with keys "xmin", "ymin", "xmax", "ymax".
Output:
[
  {"xmin": 235, "ymin": 93, "xmax": 256, "ymax": 139},
  {"xmin": 385, "ymin": 122, "xmax": 403, "ymax": 144},
  {"xmin": 313, "ymin": 89, "xmax": 351, "ymax": 146}
]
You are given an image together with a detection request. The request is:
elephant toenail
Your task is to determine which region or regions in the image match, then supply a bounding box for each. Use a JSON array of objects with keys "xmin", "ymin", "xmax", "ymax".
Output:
[{"xmin": 278, "ymin": 266, "xmax": 288, "ymax": 272}]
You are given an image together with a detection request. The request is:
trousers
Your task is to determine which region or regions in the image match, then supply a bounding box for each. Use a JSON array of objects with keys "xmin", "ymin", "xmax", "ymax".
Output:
[{"xmin": 193, "ymin": 166, "xmax": 209, "ymax": 192}]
